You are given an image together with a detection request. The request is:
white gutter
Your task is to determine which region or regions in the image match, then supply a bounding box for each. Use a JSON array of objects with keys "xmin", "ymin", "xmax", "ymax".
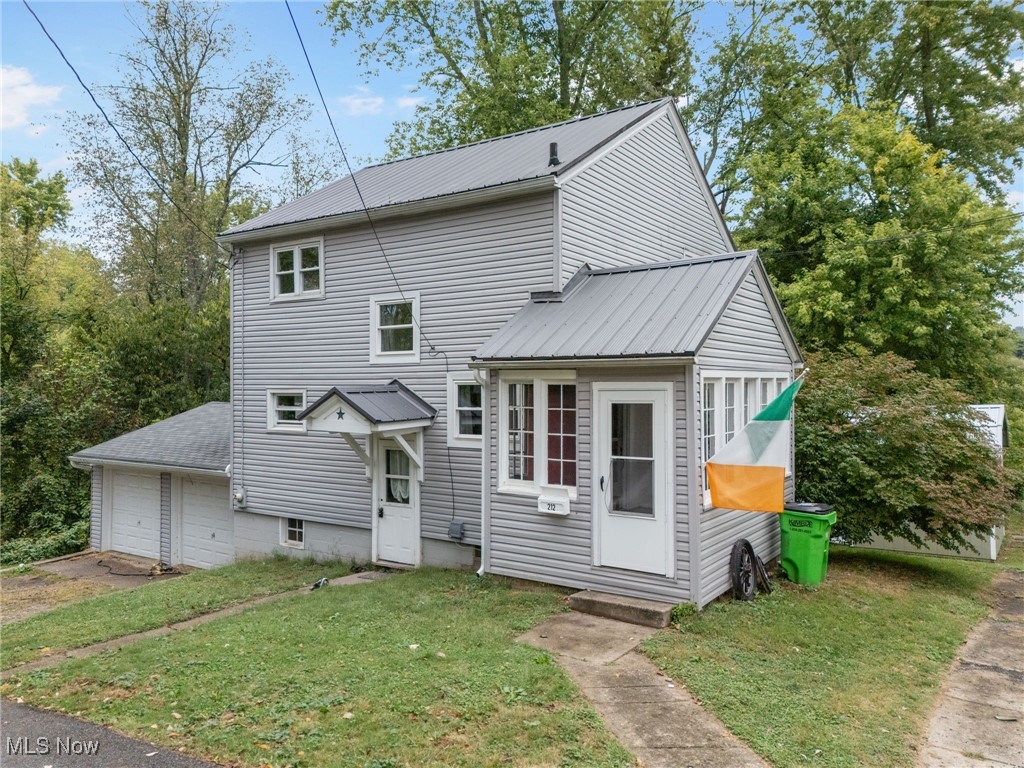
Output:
[
  {"xmin": 67, "ymin": 457, "xmax": 229, "ymax": 478},
  {"xmin": 218, "ymin": 176, "xmax": 557, "ymax": 246},
  {"xmin": 469, "ymin": 355, "xmax": 696, "ymax": 370}
]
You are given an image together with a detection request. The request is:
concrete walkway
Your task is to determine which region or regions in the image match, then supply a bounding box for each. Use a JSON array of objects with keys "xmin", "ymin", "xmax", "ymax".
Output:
[
  {"xmin": 2, "ymin": 572, "xmax": 387, "ymax": 680},
  {"xmin": 519, "ymin": 611, "xmax": 769, "ymax": 768},
  {"xmin": 919, "ymin": 570, "xmax": 1024, "ymax": 768}
]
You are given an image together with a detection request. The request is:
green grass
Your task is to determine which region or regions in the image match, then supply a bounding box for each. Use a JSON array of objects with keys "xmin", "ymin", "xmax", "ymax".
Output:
[
  {"xmin": 4, "ymin": 569, "xmax": 633, "ymax": 768},
  {"xmin": 643, "ymin": 545, "xmax": 1015, "ymax": 768},
  {"xmin": 1, "ymin": 556, "xmax": 351, "ymax": 669}
]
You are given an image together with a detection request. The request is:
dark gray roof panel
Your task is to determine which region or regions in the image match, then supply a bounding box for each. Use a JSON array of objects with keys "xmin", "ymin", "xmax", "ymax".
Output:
[
  {"xmin": 298, "ymin": 380, "xmax": 437, "ymax": 424},
  {"xmin": 70, "ymin": 402, "xmax": 231, "ymax": 473},
  {"xmin": 221, "ymin": 100, "xmax": 668, "ymax": 237},
  {"xmin": 473, "ymin": 253, "xmax": 757, "ymax": 361}
]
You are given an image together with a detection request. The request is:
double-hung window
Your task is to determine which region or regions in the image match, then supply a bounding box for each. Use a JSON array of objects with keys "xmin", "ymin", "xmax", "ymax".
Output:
[
  {"xmin": 370, "ymin": 292, "xmax": 420, "ymax": 363},
  {"xmin": 701, "ymin": 371, "xmax": 792, "ymax": 506},
  {"xmin": 448, "ymin": 374, "xmax": 483, "ymax": 448},
  {"xmin": 499, "ymin": 373, "xmax": 577, "ymax": 496},
  {"xmin": 267, "ymin": 390, "xmax": 306, "ymax": 432},
  {"xmin": 271, "ymin": 239, "xmax": 323, "ymax": 300}
]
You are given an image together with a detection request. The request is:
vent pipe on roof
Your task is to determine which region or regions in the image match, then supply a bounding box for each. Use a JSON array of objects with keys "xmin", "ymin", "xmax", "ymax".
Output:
[{"xmin": 548, "ymin": 142, "xmax": 560, "ymax": 167}]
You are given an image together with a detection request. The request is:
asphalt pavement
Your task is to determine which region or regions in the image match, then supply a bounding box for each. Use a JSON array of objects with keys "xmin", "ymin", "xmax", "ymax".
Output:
[{"xmin": 0, "ymin": 701, "xmax": 220, "ymax": 768}]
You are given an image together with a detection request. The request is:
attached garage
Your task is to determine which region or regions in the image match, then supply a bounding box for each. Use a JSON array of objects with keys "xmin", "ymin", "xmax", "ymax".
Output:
[{"xmin": 71, "ymin": 402, "xmax": 233, "ymax": 569}]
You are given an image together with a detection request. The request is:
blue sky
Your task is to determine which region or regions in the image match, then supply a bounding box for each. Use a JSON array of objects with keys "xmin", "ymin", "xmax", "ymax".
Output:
[{"xmin": 2, "ymin": 0, "xmax": 1022, "ymax": 323}]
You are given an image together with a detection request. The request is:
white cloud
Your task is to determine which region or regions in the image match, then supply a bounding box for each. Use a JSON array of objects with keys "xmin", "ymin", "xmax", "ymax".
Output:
[
  {"xmin": 338, "ymin": 86, "xmax": 385, "ymax": 116},
  {"xmin": 1, "ymin": 65, "xmax": 62, "ymax": 132},
  {"xmin": 1006, "ymin": 186, "xmax": 1024, "ymax": 214},
  {"xmin": 396, "ymin": 96, "xmax": 424, "ymax": 111}
]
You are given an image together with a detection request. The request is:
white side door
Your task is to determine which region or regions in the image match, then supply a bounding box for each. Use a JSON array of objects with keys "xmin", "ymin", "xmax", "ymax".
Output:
[
  {"xmin": 592, "ymin": 383, "xmax": 673, "ymax": 576},
  {"xmin": 374, "ymin": 439, "xmax": 419, "ymax": 565}
]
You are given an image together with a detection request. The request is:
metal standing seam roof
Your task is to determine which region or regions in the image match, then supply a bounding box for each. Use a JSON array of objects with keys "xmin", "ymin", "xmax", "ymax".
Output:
[
  {"xmin": 298, "ymin": 380, "xmax": 437, "ymax": 425},
  {"xmin": 69, "ymin": 402, "xmax": 231, "ymax": 473},
  {"xmin": 220, "ymin": 99, "xmax": 671, "ymax": 237},
  {"xmin": 472, "ymin": 252, "xmax": 758, "ymax": 362}
]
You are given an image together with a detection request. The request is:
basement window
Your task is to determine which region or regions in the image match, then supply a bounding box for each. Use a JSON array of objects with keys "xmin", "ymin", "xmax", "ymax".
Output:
[{"xmin": 283, "ymin": 518, "xmax": 304, "ymax": 548}]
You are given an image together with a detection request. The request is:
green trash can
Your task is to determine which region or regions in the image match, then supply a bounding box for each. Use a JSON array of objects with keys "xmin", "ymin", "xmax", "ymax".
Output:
[{"xmin": 780, "ymin": 503, "xmax": 836, "ymax": 586}]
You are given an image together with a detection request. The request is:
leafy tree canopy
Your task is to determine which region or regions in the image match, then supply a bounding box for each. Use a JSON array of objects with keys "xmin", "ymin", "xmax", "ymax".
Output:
[
  {"xmin": 735, "ymin": 105, "xmax": 1024, "ymax": 397},
  {"xmin": 324, "ymin": 0, "xmax": 697, "ymax": 158}
]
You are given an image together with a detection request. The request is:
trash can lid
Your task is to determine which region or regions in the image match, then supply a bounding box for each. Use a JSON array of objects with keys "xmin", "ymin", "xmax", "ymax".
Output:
[{"xmin": 783, "ymin": 502, "xmax": 835, "ymax": 515}]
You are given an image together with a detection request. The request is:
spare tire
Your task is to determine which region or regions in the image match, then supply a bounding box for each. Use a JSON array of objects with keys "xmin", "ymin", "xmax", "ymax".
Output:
[{"xmin": 730, "ymin": 539, "xmax": 757, "ymax": 601}]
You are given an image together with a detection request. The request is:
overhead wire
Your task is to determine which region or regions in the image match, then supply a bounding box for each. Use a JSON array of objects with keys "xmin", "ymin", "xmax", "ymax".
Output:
[
  {"xmin": 22, "ymin": 0, "xmax": 229, "ymax": 257},
  {"xmin": 284, "ymin": 0, "xmax": 460, "ymax": 523}
]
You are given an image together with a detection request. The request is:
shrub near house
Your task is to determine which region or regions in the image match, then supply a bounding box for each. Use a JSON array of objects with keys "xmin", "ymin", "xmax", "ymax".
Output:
[{"xmin": 795, "ymin": 352, "xmax": 1022, "ymax": 550}]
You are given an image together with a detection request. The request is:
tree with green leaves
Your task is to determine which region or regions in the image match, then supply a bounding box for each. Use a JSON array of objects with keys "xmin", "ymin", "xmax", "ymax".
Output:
[
  {"xmin": 792, "ymin": 0, "xmax": 1024, "ymax": 199},
  {"xmin": 735, "ymin": 105, "xmax": 1024, "ymax": 397},
  {"xmin": 324, "ymin": 0, "xmax": 697, "ymax": 158},
  {"xmin": 796, "ymin": 352, "xmax": 1021, "ymax": 550},
  {"xmin": 1, "ymin": 158, "xmax": 72, "ymax": 377}
]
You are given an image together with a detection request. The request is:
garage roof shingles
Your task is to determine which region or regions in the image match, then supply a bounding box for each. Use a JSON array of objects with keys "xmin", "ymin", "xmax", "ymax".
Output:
[{"xmin": 70, "ymin": 402, "xmax": 231, "ymax": 474}]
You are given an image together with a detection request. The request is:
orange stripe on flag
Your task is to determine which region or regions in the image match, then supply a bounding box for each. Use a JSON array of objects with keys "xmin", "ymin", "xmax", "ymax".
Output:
[{"xmin": 707, "ymin": 463, "xmax": 785, "ymax": 513}]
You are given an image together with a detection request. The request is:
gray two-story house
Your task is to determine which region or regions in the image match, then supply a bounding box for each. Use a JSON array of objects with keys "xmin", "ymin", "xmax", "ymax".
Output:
[{"xmin": 71, "ymin": 98, "xmax": 802, "ymax": 607}]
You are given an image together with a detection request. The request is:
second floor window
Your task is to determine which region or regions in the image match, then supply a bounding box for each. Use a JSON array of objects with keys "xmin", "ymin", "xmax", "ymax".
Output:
[
  {"xmin": 272, "ymin": 240, "xmax": 323, "ymax": 300},
  {"xmin": 370, "ymin": 292, "xmax": 420, "ymax": 363}
]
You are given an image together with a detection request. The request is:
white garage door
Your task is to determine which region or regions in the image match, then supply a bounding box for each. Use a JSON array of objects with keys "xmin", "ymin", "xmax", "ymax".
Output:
[
  {"xmin": 110, "ymin": 471, "xmax": 161, "ymax": 559},
  {"xmin": 180, "ymin": 478, "xmax": 233, "ymax": 568}
]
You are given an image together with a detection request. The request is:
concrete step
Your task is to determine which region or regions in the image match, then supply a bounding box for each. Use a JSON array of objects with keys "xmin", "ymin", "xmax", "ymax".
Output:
[{"xmin": 568, "ymin": 590, "xmax": 675, "ymax": 628}]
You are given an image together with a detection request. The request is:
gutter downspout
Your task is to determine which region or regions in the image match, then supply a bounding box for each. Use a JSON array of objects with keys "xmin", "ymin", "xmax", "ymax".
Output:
[{"xmin": 474, "ymin": 366, "xmax": 490, "ymax": 576}]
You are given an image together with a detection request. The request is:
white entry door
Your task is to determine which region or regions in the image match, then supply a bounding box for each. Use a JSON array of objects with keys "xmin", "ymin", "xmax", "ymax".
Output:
[
  {"xmin": 375, "ymin": 439, "xmax": 419, "ymax": 565},
  {"xmin": 592, "ymin": 383, "xmax": 673, "ymax": 576}
]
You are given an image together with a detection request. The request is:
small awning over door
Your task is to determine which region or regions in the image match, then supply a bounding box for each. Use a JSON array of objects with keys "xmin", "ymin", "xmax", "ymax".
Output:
[{"xmin": 297, "ymin": 380, "xmax": 436, "ymax": 478}]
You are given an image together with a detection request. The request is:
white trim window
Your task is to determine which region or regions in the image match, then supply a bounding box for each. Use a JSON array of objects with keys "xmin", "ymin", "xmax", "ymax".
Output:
[
  {"xmin": 271, "ymin": 239, "xmax": 324, "ymax": 301},
  {"xmin": 370, "ymin": 292, "xmax": 420, "ymax": 363},
  {"xmin": 448, "ymin": 374, "xmax": 483, "ymax": 448},
  {"xmin": 282, "ymin": 517, "xmax": 304, "ymax": 548},
  {"xmin": 267, "ymin": 389, "xmax": 307, "ymax": 432},
  {"xmin": 701, "ymin": 371, "xmax": 792, "ymax": 506},
  {"xmin": 498, "ymin": 372, "xmax": 577, "ymax": 496}
]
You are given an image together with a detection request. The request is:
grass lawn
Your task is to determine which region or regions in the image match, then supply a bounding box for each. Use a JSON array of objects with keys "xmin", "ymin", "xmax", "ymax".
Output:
[
  {"xmin": 3, "ymin": 568, "xmax": 633, "ymax": 768},
  {"xmin": 2, "ymin": 556, "xmax": 352, "ymax": 670},
  {"xmin": 642, "ymin": 515, "xmax": 1023, "ymax": 768}
]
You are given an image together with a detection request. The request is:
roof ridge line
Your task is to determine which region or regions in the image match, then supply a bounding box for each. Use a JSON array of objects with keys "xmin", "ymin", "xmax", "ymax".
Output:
[
  {"xmin": 587, "ymin": 250, "xmax": 757, "ymax": 276},
  {"xmin": 361, "ymin": 98, "xmax": 672, "ymax": 171}
]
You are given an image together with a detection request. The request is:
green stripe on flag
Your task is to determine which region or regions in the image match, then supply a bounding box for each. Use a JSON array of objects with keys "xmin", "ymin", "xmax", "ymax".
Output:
[{"xmin": 753, "ymin": 378, "xmax": 803, "ymax": 422}]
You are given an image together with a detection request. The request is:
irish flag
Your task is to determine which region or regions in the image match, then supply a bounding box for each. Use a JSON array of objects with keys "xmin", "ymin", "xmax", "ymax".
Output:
[{"xmin": 706, "ymin": 377, "xmax": 803, "ymax": 513}]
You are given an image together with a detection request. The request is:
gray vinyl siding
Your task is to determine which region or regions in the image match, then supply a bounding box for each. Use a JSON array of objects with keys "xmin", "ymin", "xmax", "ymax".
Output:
[
  {"xmin": 699, "ymin": 272, "xmax": 792, "ymax": 370},
  {"xmin": 230, "ymin": 193, "xmax": 555, "ymax": 546},
  {"xmin": 694, "ymin": 272, "xmax": 799, "ymax": 607},
  {"xmin": 559, "ymin": 113, "xmax": 729, "ymax": 285},
  {"xmin": 160, "ymin": 472, "xmax": 172, "ymax": 564},
  {"xmin": 90, "ymin": 466, "xmax": 103, "ymax": 550},
  {"xmin": 487, "ymin": 365, "xmax": 691, "ymax": 604}
]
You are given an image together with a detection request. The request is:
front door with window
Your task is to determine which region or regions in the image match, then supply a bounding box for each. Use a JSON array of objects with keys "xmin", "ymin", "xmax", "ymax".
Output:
[
  {"xmin": 592, "ymin": 384, "xmax": 673, "ymax": 576},
  {"xmin": 375, "ymin": 439, "xmax": 419, "ymax": 565}
]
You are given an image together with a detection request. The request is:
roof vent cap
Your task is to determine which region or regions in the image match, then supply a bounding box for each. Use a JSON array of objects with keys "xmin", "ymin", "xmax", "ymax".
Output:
[{"xmin": 548, "ymin": 142, "xmax": 560, "ymax": 167}]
